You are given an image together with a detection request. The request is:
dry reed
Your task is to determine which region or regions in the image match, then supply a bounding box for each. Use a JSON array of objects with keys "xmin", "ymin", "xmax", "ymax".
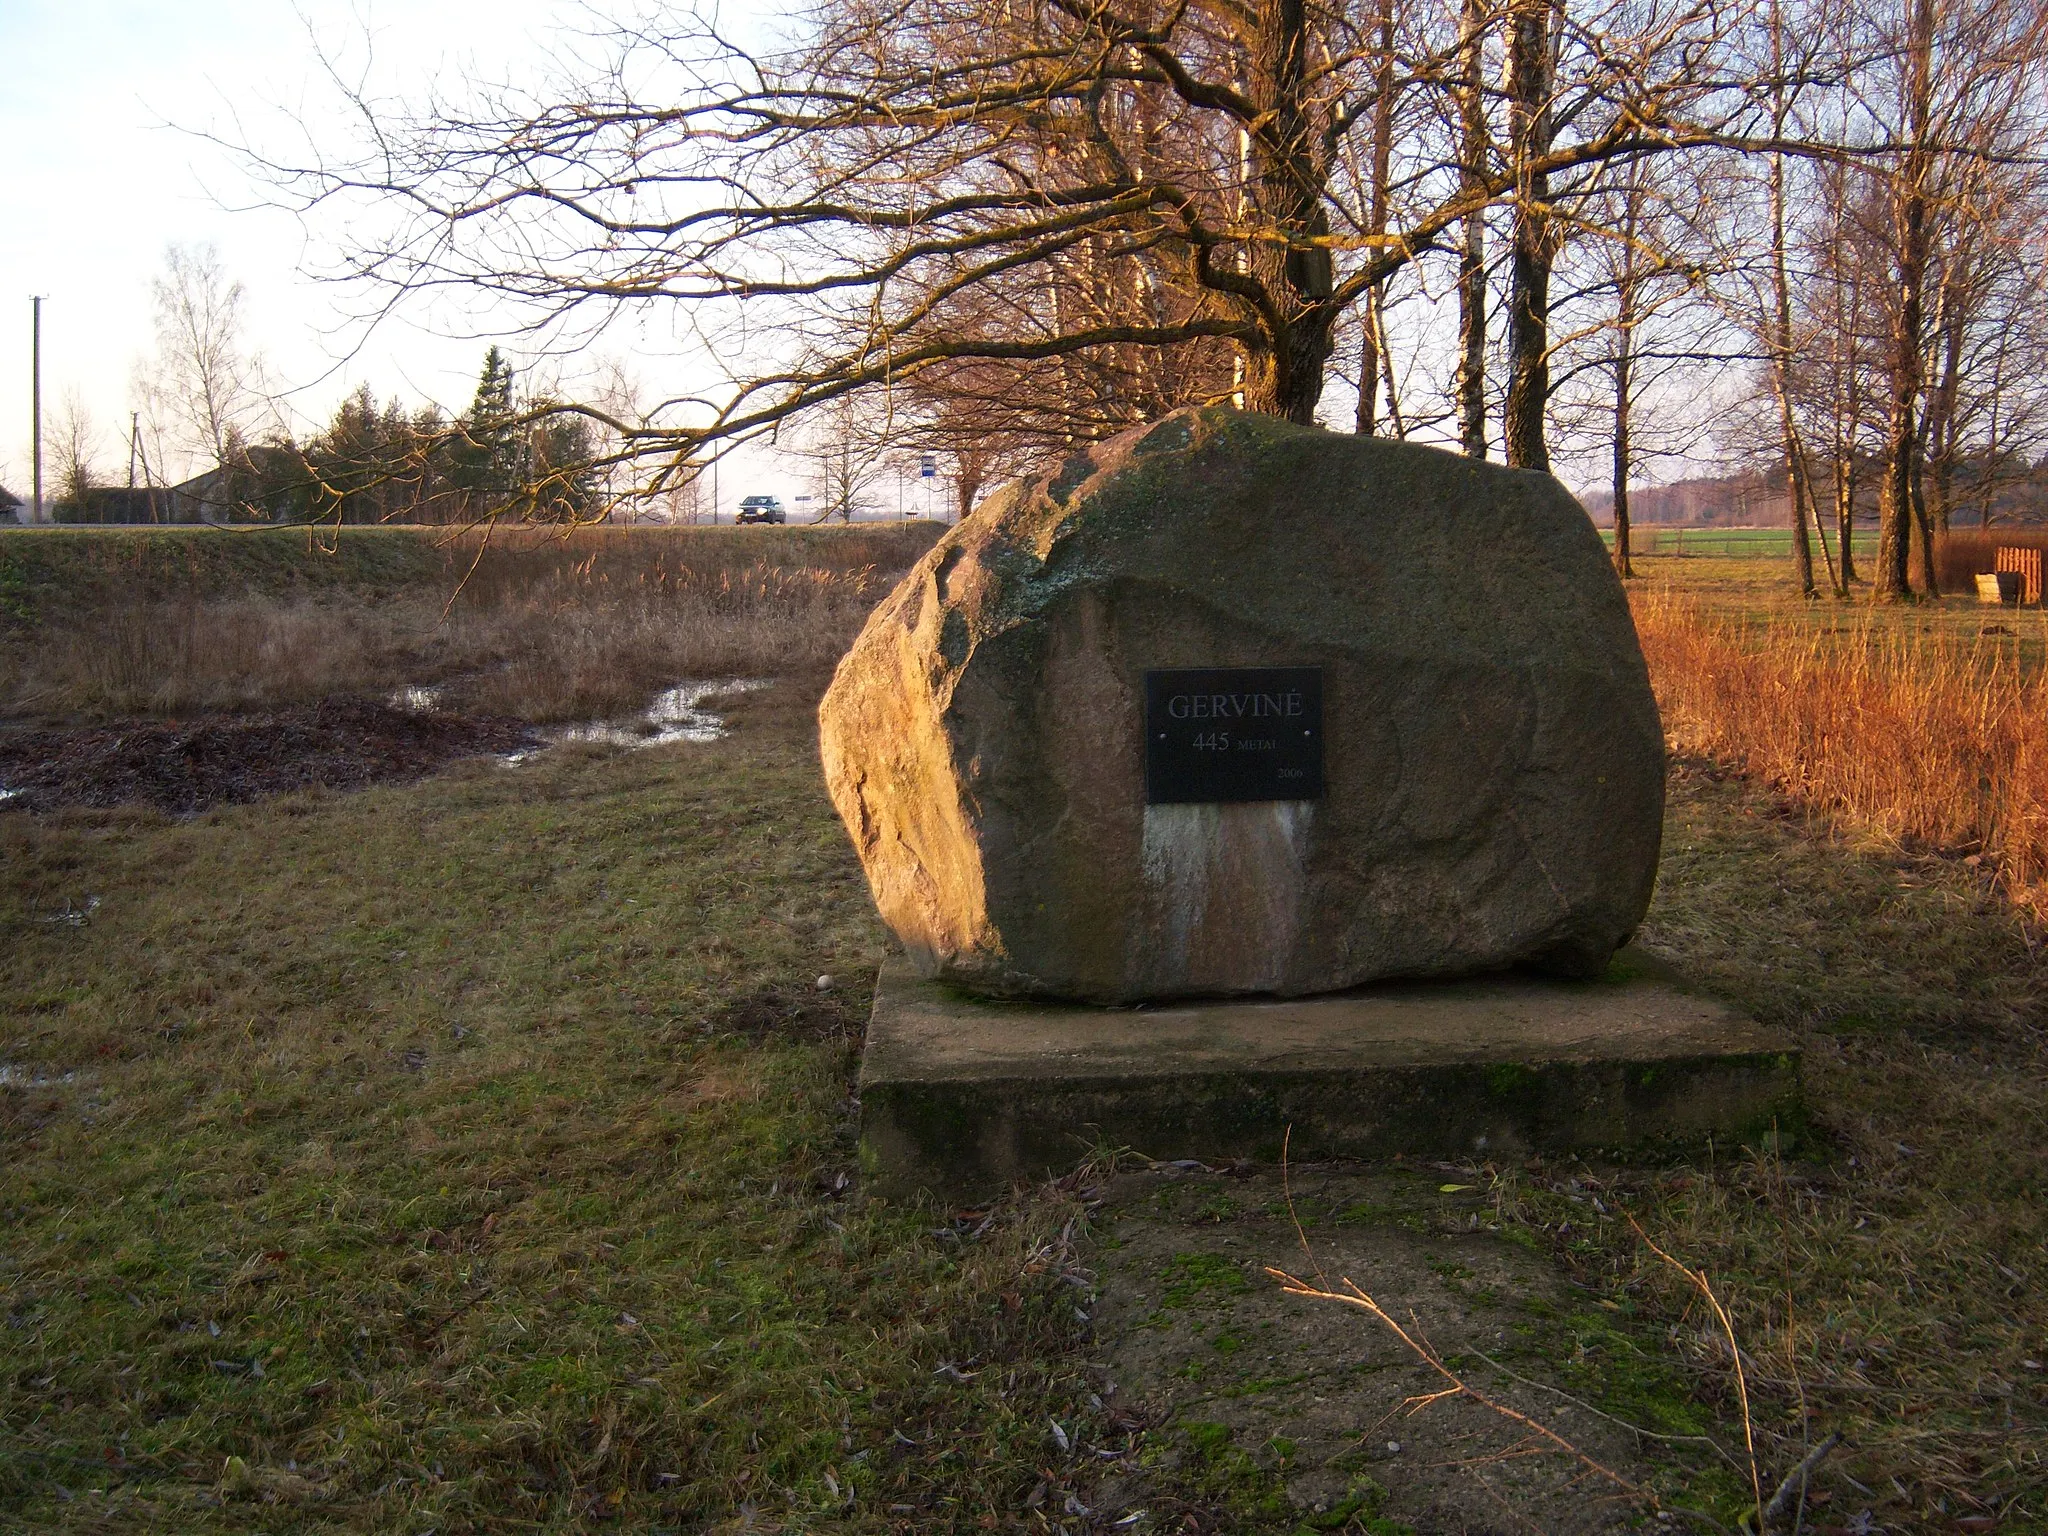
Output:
[
  {"xmin": 0, "ymin": 533, "xmax": 917, "ymax": 722},
  {"xmin": 1632, "ymin": 590, "xmax": 2048, "ymax": 899}
]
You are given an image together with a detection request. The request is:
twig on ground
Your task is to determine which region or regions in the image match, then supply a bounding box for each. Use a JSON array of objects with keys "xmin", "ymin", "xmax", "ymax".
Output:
[
  {"xmin": 1280, "ymin": 1126, "xmax": 1328, "ymax": 1289},
  {"xmin": 1265, "ymin": 1265, "xmax": 1648, "ymax": 1501},
  {"xmin": 1760, "ymin": 1431, "xmax": 1844, "ymax": 1533},
  {"xmin": 1629, "ymin": 1215, "xmax": 1766, "ymax": 1529},
  {"xmin": 1469, "ymin": 1349, "xmax": 1747, "ymax": 1475}
]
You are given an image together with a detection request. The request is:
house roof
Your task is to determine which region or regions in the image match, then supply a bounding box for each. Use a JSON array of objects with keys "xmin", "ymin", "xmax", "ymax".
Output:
[{"xmin": 0, "ymin": 486, "xmax": 22, "ymax": 510}]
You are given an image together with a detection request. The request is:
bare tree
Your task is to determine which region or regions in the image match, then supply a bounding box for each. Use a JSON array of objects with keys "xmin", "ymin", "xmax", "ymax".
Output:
[
  {"xmin": 1549, "ymin": 154, "xmax": 1730, "ymax": 577},
  {"xmin": 138, "ymin": 244, "xmax": 272, "ymax": 484},
  {"xmin": 1452, "ymin": 0, "xmax": 1492, "ymax": 456},
  {"xmin": 797, "ymin": 392, "xmax": 896, "ymax": 522},
  {"xmin": 1853, "ymin": 0, "xmax": 2048, "ymax": 599},
  {"xmin": 1791, "ymin": 156, "xmax": 1885, "ymax": 585},
  {"xmin": 1501, "ymin": 0, "xmax": 1561, "ymax": 470},
  {"xmin": 243, "ymin": 0, "xmax": 1780, "ymax": 485},
  {"xmin": 50, "ymin": 391, "xmax": 104, "ymax": 512}
]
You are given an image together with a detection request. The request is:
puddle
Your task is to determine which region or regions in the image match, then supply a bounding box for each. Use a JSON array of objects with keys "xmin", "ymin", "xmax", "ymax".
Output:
[
  {"xmin": 505, "ymin": 679, "xmax": 769, "ymax": 764},
  {"xmin": 388, "ymin": 685, "xmax": 445, "ymax": 712},
  {"xmin": 35, "ymin": 896, "xmax": 100, "ymax": 926},
  {"xmin": 0, "ymin": 1064, "xmax": 80, "ymax": 1088}
]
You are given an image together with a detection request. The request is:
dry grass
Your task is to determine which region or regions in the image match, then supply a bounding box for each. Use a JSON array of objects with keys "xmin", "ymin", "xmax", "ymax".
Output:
[
  {"xmin": 1588, "ymin": 559, "xmax": 2048, "ymax": 1526},
  {"xmin": 0, "ymin": 525, "xmax": 938, "ymax": 723},
  {"xmin": 448, "ymin": 562, "xmax": 893, "ymax": 722},
  {"xmin": 1483, "ymin": 753, "xmax": 2048, "ymax": 1530},
  {"xmin": 1633, "ymin": 587, "xmax": 2048, "ymax": 901}
]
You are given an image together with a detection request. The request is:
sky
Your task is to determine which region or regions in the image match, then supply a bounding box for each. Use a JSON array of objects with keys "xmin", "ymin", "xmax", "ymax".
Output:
[
  {"xmin": 0, "ymin": 0, "xmax": 1647, "ymax": 514},
  {"xmin": 0, "ymin": 0, "xmax": 826, "ymax": 508}
]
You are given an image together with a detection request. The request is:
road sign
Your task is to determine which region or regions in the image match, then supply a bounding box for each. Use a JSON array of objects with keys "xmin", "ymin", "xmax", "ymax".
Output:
[{"xmin": 919, "ymin": 454, "xmax": 937, "ymax": 478}]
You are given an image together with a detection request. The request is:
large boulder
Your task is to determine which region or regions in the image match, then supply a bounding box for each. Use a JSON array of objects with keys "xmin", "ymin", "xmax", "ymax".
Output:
[{"xmin": 819, "ymin": 406, "xmax": 1663, "ymax": 1003}]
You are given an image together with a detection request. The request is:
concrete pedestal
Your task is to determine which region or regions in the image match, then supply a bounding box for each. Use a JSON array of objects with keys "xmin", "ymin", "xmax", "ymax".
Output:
[{"xmin": 857, "ymin": 951, "xmax": 1799, "ymax": 1201}]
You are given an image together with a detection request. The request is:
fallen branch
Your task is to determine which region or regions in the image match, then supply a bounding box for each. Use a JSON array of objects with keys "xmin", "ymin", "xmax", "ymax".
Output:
[
  {"xmin": 1761, "ymin": 1431, "xmax": 1845, "ymax": 1533},
  {"xmin": 1265, "ymin": 1266, "xmax": 1648, "ymax": 1501}
]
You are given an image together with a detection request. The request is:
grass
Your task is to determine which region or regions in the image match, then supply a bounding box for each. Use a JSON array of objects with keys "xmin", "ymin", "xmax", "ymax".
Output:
[
  {"xmin": 1478, "ymin": 749, "xmax": 2048, "ymax": 1529},
  {"xmin": 3, "ymin": 531, "xmax": 2044, "ymax": 1532},
  {"xmin": 1604, "ymin": 527, "xmax": 1804, "ymax": 559},
  {"xmin": 1514, "ymin": 549, "xmax": 2048, "ymax": 1528},
  {"xmin": 0, "ymin": 524, "xmax": 942, "ymax": 722},
  {"xmin": 1631, "ymin": 567, "xmax": 2048, "ymax": 902},
  {"xmin": 0, "ymin": 691, "xmax": 1116, "ymax": 1533}
]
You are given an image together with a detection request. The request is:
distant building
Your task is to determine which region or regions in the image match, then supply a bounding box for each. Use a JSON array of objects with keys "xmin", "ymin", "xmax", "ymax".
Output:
[
  {"xmin": 0, "ymin": 487, "xmax": 21, "ymax": 524},
  {"xmin": 48, "ymin": 460, "xmax": 290, "ymax": 525}
]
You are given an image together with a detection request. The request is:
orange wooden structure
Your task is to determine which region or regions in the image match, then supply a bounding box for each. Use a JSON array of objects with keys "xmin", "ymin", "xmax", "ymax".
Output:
[{"xmin": 1996, "ymin": 546, "xmax": 2043, "ymax": 604}]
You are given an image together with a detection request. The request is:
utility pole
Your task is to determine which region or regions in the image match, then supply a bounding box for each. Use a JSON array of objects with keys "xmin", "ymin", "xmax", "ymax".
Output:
[
  {"xmin": 31, "ymin": 296, "xmax": 44, "ymax": 524},
  {"xmin": 129, "ymin": 411, "xmax": 139, "ymax": 491}
]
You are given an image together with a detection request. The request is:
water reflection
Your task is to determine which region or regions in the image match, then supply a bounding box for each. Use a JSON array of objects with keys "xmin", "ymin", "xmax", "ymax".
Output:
[{"xmin": 504, "ymin": 679, "xmax": 770, "ymax": 764}]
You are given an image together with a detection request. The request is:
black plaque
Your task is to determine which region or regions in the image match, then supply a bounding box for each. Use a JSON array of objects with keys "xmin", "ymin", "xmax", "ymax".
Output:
[{"xmin": 1144, "ymin": 667, "xmax": 1325, "ymax": 804}]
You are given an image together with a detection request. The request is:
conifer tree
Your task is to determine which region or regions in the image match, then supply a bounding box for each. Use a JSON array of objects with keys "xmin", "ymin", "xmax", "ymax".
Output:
[{"xmin": 453, "ymin": 347, "xmax": 521, "ymax": 497}]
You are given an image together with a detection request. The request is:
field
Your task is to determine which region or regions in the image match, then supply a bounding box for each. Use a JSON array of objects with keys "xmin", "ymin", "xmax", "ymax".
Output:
[
  {"xmin": 1605, "ymin": 526, "xmax": 1801, "ymax": 559},
  {"xmin": 1, "ymin": 530, "xmax": 2043, "ymax": 1533}
]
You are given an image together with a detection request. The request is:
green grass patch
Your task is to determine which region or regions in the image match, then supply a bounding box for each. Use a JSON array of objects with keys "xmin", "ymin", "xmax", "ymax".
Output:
[
  {"xmin": 0, "ymin": 704, "xmax": 1102, "ymax": 1531},
  {"xmin": 1157, "ymin": 1252, "xmax": 1255, "ymax": 1309}
]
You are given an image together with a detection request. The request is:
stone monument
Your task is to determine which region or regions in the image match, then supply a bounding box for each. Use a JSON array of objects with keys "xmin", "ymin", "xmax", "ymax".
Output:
[{"xmin": 820, "ymin": 407, "xmax": 1797, "ymax": 1195}]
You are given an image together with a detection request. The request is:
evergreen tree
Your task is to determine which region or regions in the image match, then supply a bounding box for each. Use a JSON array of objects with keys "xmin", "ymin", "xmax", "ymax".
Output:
[{"xmin": 452, "ymin": 347, "xmax": 521, "ymax": 497}]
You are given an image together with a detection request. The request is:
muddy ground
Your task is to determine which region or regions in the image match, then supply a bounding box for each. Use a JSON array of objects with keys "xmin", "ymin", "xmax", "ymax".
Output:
[
  {"xmin": 0, "ymin": 701, "xmax": 539, "ymax": 815},
  {"xmin": 1084, "ymin": 1162, "xmax": 1751, "ymax": 1535}
]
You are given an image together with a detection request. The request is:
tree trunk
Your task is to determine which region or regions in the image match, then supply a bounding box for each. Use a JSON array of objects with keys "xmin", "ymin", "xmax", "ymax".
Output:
[
  {"xmin": 1832, "ymin": 259, "xmax": 1860, "ymax": 588},
  {"xmin": 1911, "ymin": 462, "xmax": 1939, "ymax": 595},
  {"xmin": 1236, "ymin": 0, "xmax": 1337, "ymax": 424},
  {"xmin": 1355, "ymin": 312, "xmax": 1379, "ymax": 435},
  {"xmin": 1374, "ymin": 296, "xmax": 1407, "ymax": 437},
  {"xmin": 1454, "ymin": 0, "xmax": 1488, "ymax": 457},
  {"xmin": 1777, "ymin": 397, "xmax": 1817, "ymax": 600},
  {"xmin": 1876, "ymin": 0, "xmax": 1933, "ymax": 603},
  {"xmin": 1354, "ymin": 0, "xmax": 1397, "ymax": 436},
  {"xmin": 1877, "ymin": 292, "xmax": 1924, "ymax": 601},
  {"xmin": 1924, "ymin": 273, "xmax": 1965, "ymax": 540},
  {"xmin": 1502, "ymin": 0, "xmax": 1555, "ymax": 472},
  {"xmin": 1612, "ymin": 348, "xmax": 1633, "ymax": 579},
  {"xmin": 955, "ymin": 454, "xmax": 985, "ymax": 522},
  {"xmin": 1610, "ymin": 172, "xmax": 1641, "ymax": 579},
  {"xmin": 1836, "ymin": 458, "xmax": 1857, "ymax": 586},
  {"xmin": 1766, "ymin": 0, "xmax": 1815, "ymax": 596},
  {"xmin": 1806, "ymin": 436, "xmax": 1841, "ymax": 594}
]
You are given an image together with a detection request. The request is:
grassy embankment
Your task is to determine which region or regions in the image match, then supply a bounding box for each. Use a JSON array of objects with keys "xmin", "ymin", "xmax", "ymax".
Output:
[
  {"xmin": 1, "ymin": 533, "xmax": 2043, "ymax": 1531},
  {"xmin": 0, "ymin": 524, "xmax": 938, "ymax": 723}
]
